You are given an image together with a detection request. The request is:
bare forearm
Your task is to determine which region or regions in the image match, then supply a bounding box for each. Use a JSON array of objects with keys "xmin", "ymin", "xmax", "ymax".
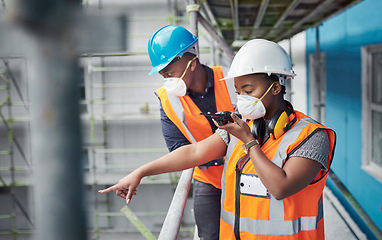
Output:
[
  {"xmin": 248, "ymin": 146, "xmax": 288, "ymax": 198},
  {"xmin": 98, "ymin": 133, "xmax": 227, "ymax": 203},
  {"xmin": 136, "ymin": 144, "xmax": 200, "ymax": 178},
  {"xmin": 137, "ymin": 133, "xmax": 226, "ymax": 178},
  {"xmin": 100, "ymin": 144, "xmax": 202, "ymax": 201},
  {"xmin": 248, "ymin": 146, "xmax": 322, "ymax": 200}
]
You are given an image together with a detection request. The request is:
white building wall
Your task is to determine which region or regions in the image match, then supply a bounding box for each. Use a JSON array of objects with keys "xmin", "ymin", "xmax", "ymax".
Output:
[{"xmin": 279, "ymin": 32, "xmax": 307, "ymax": 115}]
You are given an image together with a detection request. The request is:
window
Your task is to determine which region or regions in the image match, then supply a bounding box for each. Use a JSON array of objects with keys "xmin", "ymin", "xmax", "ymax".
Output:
[
  {"xmin": 309, "ymin": 52, "xmax": 326, "ymax": 124},
  {"xmin": 362, "ymin": 43, "xmax": 382, "ymax": 182}
]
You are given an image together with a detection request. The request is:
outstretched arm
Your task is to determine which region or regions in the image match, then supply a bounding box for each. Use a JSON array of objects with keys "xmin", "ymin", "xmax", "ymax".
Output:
[{"xmin": 98, "ymin": 133, "xmax": 227, "ymax": 204}]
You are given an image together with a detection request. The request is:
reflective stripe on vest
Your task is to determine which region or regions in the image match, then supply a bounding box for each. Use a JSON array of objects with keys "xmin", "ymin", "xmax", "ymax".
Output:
[
  {"xmin": 221, "ymin": 116, "xmax": 327, "ymax": 237},
  {"xmin": 269, "ymin": 117, "xmax": 315, "ymax": 223},
  {"xmin": 221, "ymin": 195, "xmax": 323, "ymax": 235},
  {"xmin": 167, "ymin": 94, "xmax": 197, "ymax": 143},
  {"xmin": 156, "ymin": 66, "xmax": 235, "ymax": 188},
  {"xmin": 221, "ymin": 136, "xmax": 239, "ymax": 207},
  {"xmin": 157, "ymin": 66, "xmax": 234, "ymax": 144}
]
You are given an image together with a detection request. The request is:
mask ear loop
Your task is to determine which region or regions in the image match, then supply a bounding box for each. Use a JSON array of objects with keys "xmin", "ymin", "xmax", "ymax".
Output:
[
  {"xmin": 251, "ymin": 82, "xmax": 275, "ymax": 106},
  {"xmin": 176, "ymin": 56, "xmax": 198, "ymax": 84}
]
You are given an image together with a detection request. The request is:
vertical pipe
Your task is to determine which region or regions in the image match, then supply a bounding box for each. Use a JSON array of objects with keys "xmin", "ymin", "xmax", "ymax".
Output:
[
  {"xmin": 210, "ymin": 38, "xmax": 216, "ymax": 66},
  {"xmin": 285, "ymin": 38, "xmax": 292, "ymax": 102},
  {"xmin": 28, "ymin": 34, "xmax": 87, "ymax": 240},
  {"xmin": 10, "ymin": 1, "xmax": 87, "ymax": 239},
  {"xmin": 87, "ymin": 56, "xmax": 100, "ymax": 239},
  {"xmin": 188, "ymin": 0, "xmax": 199, "ymax": 54},
  {"xmin": 184, "ymin": 0, "xmax": 235, "ymax": 60},
  {"xmin": 315, "ymin": 26, "xmax": 322, "ymax": 122}
]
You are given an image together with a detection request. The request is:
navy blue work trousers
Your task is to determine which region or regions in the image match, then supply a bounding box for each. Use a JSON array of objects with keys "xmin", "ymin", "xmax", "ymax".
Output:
[{"xmin": 193, "ymin": 180, "xmax": 221, "ymax": 240}]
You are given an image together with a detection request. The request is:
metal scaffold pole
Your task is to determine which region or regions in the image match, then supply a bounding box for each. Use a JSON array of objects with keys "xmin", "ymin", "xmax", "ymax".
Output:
[
  {"xmin": 31, "ymin": 47, "xmax": 86, "ymax": 239},
  {"xmin": 2, "ymin": 0, "xmax": 126, "ymax": 239},
  {"xmin": 9, "ymin": 2, "xmax": 87, "ymax": 240}
]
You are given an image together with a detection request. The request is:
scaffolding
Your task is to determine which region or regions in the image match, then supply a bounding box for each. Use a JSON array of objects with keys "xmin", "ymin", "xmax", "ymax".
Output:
[
  {"xmin": 82, "ymin": 51, "xmax": 191, "ymax": 239},
  {"xmin": 0, "ymin": 56, "xmax": 33, "ymax": 238}
]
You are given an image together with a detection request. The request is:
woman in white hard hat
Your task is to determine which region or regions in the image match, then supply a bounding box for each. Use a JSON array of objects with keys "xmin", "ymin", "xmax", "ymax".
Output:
[{"xmin": 99, "ymin": 39, "xmax": 336, "ymax": 240}]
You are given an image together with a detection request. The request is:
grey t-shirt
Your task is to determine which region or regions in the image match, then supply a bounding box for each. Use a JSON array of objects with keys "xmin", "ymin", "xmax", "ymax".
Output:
[{"xmin": 216, "ymin": 126, "xmax": 329, "ymax": 170}]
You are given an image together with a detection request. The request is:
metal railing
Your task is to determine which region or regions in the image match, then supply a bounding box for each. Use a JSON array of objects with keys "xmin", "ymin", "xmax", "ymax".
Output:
[
  {"xmin": 158, "ymin": 168, "xmax": 194, "ymax": 240},
  {"xmin": 117, "ymin": 168, "xmax": 195, "ymax": 240}
]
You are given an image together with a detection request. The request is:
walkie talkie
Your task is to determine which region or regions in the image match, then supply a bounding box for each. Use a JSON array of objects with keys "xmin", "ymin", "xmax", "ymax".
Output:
[{"xmin": 200, "ymin": 111, "xmax": 242, "ymax": 126}]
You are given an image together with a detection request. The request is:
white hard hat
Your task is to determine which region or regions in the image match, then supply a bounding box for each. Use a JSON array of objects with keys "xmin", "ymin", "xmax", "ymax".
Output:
[{"xmin": 222, "ymin": 39, "xmax": 295, "ymax": 82}]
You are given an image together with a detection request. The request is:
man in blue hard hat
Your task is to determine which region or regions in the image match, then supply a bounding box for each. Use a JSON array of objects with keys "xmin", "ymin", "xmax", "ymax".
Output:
[{"xmin": 148, "ymin": 25, "xmax": 236, "ymax": 240}]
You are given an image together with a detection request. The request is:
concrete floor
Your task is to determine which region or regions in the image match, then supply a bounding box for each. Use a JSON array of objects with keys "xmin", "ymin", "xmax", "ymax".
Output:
[{"xmin": 324, "ymin": 187, "xmax": 367, "ymax": 240}]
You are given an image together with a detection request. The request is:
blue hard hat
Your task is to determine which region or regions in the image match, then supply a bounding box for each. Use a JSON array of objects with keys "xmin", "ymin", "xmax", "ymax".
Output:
[{"xmin": 148, "ymin": 25, "xmax": 198, "ymax": 75}]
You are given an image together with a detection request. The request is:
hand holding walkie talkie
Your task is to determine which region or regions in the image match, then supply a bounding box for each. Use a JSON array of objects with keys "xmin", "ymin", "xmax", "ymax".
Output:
[{"xmin": 200, "ymin": 111, "xmax": 242, "ymax": 126}]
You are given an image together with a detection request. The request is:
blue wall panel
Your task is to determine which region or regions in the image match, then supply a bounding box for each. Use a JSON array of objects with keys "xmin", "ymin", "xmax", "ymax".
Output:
[{"xmin": 306, "ymin": 0, "xmax": 382, "ymax": 231}]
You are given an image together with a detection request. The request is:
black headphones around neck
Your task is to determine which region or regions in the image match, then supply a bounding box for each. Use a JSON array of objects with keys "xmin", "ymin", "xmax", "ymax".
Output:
[{"xmin": 248, "ymin": 101, "xmax": 297, "ymax": 145}]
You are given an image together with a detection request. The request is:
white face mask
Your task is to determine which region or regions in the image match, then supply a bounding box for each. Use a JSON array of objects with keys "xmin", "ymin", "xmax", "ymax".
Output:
[
  {"xmin": 163, "ymin": 78, "xmax": 187, "ymax": 96},
  {"xmin": 237, "ymin": 82, "xmax": 274, "ymax": 120},
  {"xmin": 162, "ymin": 56, "xmax": 197, "ymax": 96}
]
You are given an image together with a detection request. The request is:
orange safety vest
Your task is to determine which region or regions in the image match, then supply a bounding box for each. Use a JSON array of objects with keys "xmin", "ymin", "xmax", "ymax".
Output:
[
  {"xmin": 155, "ymin": 66, "xmax": 235, "ymax": 189},
  {"xmin": 220, "ymin": 111, "xmax": 336, "ymax": 239}
]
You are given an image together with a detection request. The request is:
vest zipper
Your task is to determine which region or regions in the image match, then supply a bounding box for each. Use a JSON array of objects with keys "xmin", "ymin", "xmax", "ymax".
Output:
[
  {"xmin": 234, "ymin": 166, "xmax": 242, "ymax": 240},
  {"xmin": 234, "ymin": 154, "xmax": 250, "ymax": 240}
]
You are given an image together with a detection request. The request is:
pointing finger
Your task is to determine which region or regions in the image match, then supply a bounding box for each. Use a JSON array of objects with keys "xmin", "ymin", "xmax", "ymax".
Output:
[{"xmin": 98, "ymin": 184, "xmax": 119, "ymax": 194}]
